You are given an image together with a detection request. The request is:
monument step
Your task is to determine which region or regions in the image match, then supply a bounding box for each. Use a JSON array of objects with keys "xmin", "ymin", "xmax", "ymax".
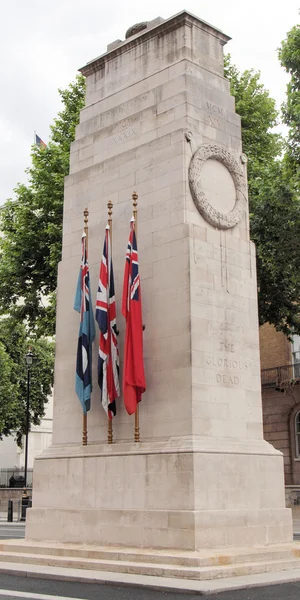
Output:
[
  {"xmin": 0, "ymin": 542, "xmax": 200, "ymax": 567},
  {"xmin": 0, "ymin": 540, "xmax": 299, "ymax": 568},
  {"xmin": 0, "ymin": 549, "xmax": 300, "ymax": 581},
  {"xmin": 0, "ymin": 551, "xmax": 207, "ymax": 579}
]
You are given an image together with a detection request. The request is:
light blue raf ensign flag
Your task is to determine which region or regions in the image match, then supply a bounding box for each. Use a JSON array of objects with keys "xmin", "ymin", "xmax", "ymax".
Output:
[{"xmin": 74, "ymin": 232, "xmax": 95, "ymax": 413}]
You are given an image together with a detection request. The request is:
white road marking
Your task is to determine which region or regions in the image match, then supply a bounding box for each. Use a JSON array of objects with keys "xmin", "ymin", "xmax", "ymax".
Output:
[{"xmin": 0, "ymin": 591, "xmax": 89, "ymax": 600}]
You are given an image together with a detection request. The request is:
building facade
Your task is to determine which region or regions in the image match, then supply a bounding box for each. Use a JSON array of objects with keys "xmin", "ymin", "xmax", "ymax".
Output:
[
  {"xmin": 260, "ymin": 323, "xmax": 300, "ymax": 487},
  {"xmin": 0, "ymin": 395, "xmax": 53, "ymax": 485}
]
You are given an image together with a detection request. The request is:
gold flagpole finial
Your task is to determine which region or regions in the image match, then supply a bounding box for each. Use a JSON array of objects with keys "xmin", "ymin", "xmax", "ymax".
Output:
[
  {"xmin": 107, "ymin": 200, "xmax": 113, "ymax": 219},
  {"xmin": 83, "ymin": 208, "xmax": 89, "ymax": 236},
  {"xmin": 132, "ymin": 191, "xmax": 138, "ymax": 210},
  {"xmin": 83, "ymin": 207, "xmax": 89, "ymax": 224},
  {"xmin": 132, "ymin": 192, "xmax": 138, "ymax": 233}
]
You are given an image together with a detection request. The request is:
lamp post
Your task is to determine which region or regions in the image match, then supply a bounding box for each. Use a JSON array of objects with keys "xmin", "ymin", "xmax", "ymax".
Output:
[{"xmin": 24, "ymin": 349, "xmax": 33, "ymax": 488}]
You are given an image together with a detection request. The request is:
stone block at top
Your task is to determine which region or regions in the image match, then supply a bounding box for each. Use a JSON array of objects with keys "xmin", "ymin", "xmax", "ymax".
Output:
[{"xmin": 80, "ymin": 10, "xmax": 231, "ymax": 78}]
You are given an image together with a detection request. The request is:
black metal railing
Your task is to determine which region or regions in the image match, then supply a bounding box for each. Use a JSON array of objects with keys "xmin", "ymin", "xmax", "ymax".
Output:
[
  {"xmin": 0, "ymin": 468, "xmax": 33, "ymax": 488},
  {"xmin": 261, "ymin": 363, "xmax": 300, "ymax": 389}
]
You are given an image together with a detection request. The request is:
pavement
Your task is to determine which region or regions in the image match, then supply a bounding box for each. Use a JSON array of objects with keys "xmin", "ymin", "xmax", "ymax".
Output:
[{"xmin": 0, "ymin": 573, "xmax": 300, "ymax": 600}]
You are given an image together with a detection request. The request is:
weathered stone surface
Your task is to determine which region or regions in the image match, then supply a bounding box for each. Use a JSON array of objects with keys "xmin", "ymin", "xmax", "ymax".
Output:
[
  {"xmin": 189, "ymin": 143, "xmax": 247, "ymax": 229},
  {"xmin": 125, "ymin": 22, "xmax": 148, "ymax": 39},
  {"xmin": 27, "ymin": 10, "xmax": 292, "ymax": 551}
]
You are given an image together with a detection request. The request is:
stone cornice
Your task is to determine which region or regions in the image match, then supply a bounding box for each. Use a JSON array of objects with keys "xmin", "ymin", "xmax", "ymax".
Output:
[
  {"xmin": 36, "ymin": 436, "xmax": 281, "ymax": 461},
  {"xmin": 79, "ymin": 10, "xmax": 231, "ymax": 77}
]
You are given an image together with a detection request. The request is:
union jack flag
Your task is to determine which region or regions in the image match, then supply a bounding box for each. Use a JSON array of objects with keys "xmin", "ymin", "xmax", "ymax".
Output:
[
  {"xmin": 96, "ymin": 226, "xmax": 120, "ymax": 418},
  {"xmin": 74, "ymin": 232, "xmax": 95, "ymax": 414},
  {"xmin": 122, "ymin": 218, "xmax": 146, "ymax": 415}
]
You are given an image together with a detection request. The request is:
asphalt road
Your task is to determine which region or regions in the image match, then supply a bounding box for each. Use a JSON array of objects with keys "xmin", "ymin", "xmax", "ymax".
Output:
[
  {"xmin": 0, "ymin": 523, "xmax": 25, "ymax": 539},
  {"xmin": 0, "ymin": 574, "xmax": 300, "ymax": 600}
]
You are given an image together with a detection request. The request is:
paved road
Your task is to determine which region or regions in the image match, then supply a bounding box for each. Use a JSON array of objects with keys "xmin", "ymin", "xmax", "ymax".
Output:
[
  {"xmin": 0, "ymin": 524, "xmax": 25, "ymax": 540},
  {"xmin": 0, "ymin": 574, "xmax": 300, "ymax": 600}
]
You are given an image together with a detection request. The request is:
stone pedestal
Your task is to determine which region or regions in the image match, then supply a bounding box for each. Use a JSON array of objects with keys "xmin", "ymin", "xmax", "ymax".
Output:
[{"xmin": 27, "ymin": 10, "xmax": 292, "ymax": 549}]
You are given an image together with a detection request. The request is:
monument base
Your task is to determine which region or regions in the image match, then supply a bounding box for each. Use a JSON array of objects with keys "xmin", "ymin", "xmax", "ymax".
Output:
[
  {"xmin": 26, "ymin": 507, "xmax": 291, "ymax": 550},
  {"xmin": 26, "ymin": 438, "xmax": 292, "ymax": 549},
  {"xmin": 1, "ymin": 539, "xmax": 300, "ymax": 583}
]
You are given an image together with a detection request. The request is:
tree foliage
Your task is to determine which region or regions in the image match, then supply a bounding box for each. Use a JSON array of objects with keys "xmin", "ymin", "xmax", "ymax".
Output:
[
  {"xmin": 0, "ymin": 75, "xmax": 86, "ymax": 336},
  {"xmin": 0, "ymin": 77, "xmax": 84, "ymax": 439},
  {"xmin": 224, "ymin": 57, "xmax": 282, "ymax": 197},
  {"xmin": 278, "ymin": 24, "xmax": 300, "ymax": 187},
  {"xmin": 225, "ymin": 53, "xmax": 300, "ymax": 337},
  {"xmin": 250, "ymin": 162, "xmax": 300, "ymax": 335},
  {"xmin": 0, "ymin": 316, "xmax": 54, "ymax": 445}
]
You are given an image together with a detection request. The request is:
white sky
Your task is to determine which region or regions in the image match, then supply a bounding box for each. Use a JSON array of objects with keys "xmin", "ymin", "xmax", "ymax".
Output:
[{"xmin": 0, "ymin": 0, "xmax": 298, "ymax": 204}]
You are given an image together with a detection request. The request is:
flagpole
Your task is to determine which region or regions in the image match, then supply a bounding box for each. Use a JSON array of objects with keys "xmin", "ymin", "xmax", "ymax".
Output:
[
  {"xmin": 132, "ymin": 191, "xmax": 140, "ymax": 443},
  {"xmin": 107, "ymin": 200, "xmax": 114, "ymax": 445},
  {"xmin": 82, "ymin": 207, "xmax": 89, "ymax": 446}
]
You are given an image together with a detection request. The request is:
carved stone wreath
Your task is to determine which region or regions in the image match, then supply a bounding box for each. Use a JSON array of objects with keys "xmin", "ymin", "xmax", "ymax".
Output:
[
  {"xmin": 125, "ymin": 22, "xmax": 148, "ymax": 39},
  {"xmin": 189, "ymin": 144, "xmax": 247, "ymax": 230}
]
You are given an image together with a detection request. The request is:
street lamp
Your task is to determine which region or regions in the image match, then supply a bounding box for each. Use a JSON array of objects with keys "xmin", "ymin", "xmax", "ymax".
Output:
[{"xmin": 24, "ymin": 349, "xmax": 33, "ymax": 488}]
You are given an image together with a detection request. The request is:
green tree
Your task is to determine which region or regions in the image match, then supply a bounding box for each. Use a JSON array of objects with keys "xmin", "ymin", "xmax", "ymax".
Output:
[
  {"xmin": 278, "ymin": 24, "xmax": 300, "ymax": 186},
  {"xmin": 250, "ymin": 162, "xmax": 300, "ymax": 336},
  {"xmin": 0, "ymin": 316, "xmax": 54, "ymax": 445},
  {"xmin": 224, "ymin": 55, "xmax": 282, "ymax": 204},
  {"xmin": 225, "ymin": 54, "xmax": 300, "ymax": 337},
  {"xmin": 0, "ymin": 77, "xmax": 81, "ymax": 437},
  {"xmin": 0, "ymin": 342, "xmax": 18, "ymax": 439},
  {"xmin": 0, "ymin": 75, "xmax": 86, "ymax": 336}
]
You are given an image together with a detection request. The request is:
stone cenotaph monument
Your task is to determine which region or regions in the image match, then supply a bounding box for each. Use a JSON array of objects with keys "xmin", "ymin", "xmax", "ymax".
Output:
[{"xmin": 27, "ymin": 10, "xmax": 292, "ymax": 553}]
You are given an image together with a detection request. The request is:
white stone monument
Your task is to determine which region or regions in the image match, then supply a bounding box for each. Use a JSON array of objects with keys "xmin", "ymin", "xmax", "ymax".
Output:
[{"xmin": 27, "ymin": 10, "xmax": 292, "ymax": 551}]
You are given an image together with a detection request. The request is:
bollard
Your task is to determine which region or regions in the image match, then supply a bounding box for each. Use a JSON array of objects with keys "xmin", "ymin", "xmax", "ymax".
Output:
[
  {"xmin": 20, "ymin": 489, "xmax": 30, "ymax": 522},
  {"xmin": 7, "ymin": 499, "xmax": 13, "ymax": 522}
]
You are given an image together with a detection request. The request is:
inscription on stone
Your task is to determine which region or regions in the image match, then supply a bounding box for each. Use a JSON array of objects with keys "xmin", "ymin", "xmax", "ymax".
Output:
[
  {"xmin": 205, "ymin": 101, "xmax": 224, "ymax": 117},
  {"xmin": 113, "ymin": 127, "xmax": 137, "ymax": 144},
  {"xmin": 204, "ymin": 355, "xmax": 248, "ymax": 371},
  {"xmin": 112, "ymin": 118, "xmax": 131, "ymax": 133},
  {"xmin": 203, "ymin": 337, "xmax": 249, "ymax": 386},
  {"xmin": 219, "ymin": 341, "xmax": 235, "ymax": 353},
  {"xmin": 208, "ymin": 115, "xmax": 219, "ymax": 128},
  {"xmin": 216, "ymin": 373, "xmax": 240, "ymax": 385}
]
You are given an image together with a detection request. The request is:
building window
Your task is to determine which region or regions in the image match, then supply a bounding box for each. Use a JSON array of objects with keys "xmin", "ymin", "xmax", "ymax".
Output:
[
  {"xmin": 296, "ymin": 412, "xmax": 300, "ymax": 457},
  {"xmin": 292, "ymin": 335, "xmax": 300, "ymax": 378}
]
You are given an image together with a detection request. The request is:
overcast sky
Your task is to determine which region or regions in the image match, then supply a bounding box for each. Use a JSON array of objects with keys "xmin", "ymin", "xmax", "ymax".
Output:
[{"xmin": 0, "ymin": 0, "xmax": 298, "ymax": 204}]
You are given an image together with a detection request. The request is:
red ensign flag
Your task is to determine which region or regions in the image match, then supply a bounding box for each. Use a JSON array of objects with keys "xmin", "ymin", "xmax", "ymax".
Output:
[{"xmin": 122, "ymin": 219, "xmax": 146, "ymax": 415}]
